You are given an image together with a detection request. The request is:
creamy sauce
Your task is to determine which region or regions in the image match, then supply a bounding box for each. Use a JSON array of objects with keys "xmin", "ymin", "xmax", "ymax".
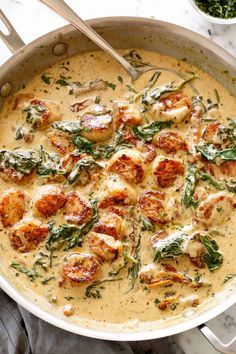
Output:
[{"xmin": 0, "ymin": 49, "xmax": 236, "ymax": 331}]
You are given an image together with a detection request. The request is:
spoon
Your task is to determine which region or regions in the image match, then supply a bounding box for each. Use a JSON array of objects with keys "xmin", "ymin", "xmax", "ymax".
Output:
[{"xmin": 39, "ymin": 0, "xmax": 155, "ymax": 81}]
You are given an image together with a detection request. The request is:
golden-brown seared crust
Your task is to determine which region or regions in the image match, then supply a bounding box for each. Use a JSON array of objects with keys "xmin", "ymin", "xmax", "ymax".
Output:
[
  {"xmin": 0, "ymin": 189, "xmax": 26, "ymax": 227},
  {"xmin": 0, "ymin": 168, "xmax": 33, "ymax": 185},
  {"xmin": 107, "ymin": 150, "xmax": 144, "ymax": 184},
  {"xmin": 113, "ymin": 102, "xmax": 142, "ymax": 126},
  {"xmin": 64, "ymin": 192, "xmax": 92, "ymax": 225},
  {"xmin": 219, "ymin": 161, "xmax": 236, "ymax": 177},
  {"xmin": 93, "ymin": 212, "xmax": 125, "ymax": 240},
  {"xmin": 138, "ymin": 191, "xmax": 169, "ymax": 224},
  {"xmin": 153, "ymin": 159, "xmax": 185, "ymax": 188},
  {"xmin": 63, "ymin": 253, "xmax": 100, "ymax": 284},
  {"xmin": 195, "ymin": 192, "xmax": 234, "ymax": 227},
  {"xmin": 155, "ymin": 130, "xmax": 188, "ymax": 154},
  {"xmin": 10, "ymin": 220, "xmax": 48, "ymax": 252},
  {"xmin": 138, "ymin": 143, "xmax": 157, "ymax": 162},
  {"xmin": 88, "ymin": 232, "xmax": 122, "ymax": 262},
  {"xmin": 34, "ymin": 186, "xmax": 66, "ymax": 217},
  {"xmin": 48, "ymin": 131, "xmax": 74, "ymax": 155}
]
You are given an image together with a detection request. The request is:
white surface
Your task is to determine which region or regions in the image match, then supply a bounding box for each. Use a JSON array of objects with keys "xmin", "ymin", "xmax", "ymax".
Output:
[{"xmin": 0, "ymin": 1, "xmax": 236, "ymax": 353}]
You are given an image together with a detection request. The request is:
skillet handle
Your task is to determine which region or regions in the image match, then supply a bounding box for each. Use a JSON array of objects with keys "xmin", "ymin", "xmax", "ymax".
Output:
[
  {"xmin": 198, "ymin": 324, "xmax": 236, "ymax": 354},
  {"xmin": 0, "ymin": 10, "xmax": 25, "ymax": 53}
]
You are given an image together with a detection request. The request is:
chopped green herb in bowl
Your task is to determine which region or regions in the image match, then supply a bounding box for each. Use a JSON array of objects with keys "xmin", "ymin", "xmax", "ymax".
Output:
[{"xmin": 190, "ymin": 0, "xmax": 236, "ymax": 24}]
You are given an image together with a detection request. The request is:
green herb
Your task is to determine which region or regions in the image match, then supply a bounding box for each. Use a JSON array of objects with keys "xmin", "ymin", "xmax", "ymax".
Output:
[
  {"xmin": 85, "ymin": 277, "xmax": 123, "ymax": 299},
  {"xmin": 67, "ymin": 157, "xmax": 102, "ymax": 185},
  {"xmin": 128, "ymin": 232, "xmax": 142, "ymax": 290},
  {"xmin": 64, "ymin": 296, "xmax": 74, "ymax": 300},
  {"xmin": 72, "ymin": 128, "xmax": 131, "ymax": 160},
  {"xmin": 34, "ymin": 251, "xmax": 52, "ymax": 270},
  {"xmin": 194, "ymin": 271, "xmax": 202, "ymax": 283},
  {"xmin": 46, "ymin": 199, "xmax": 99, "ymax": 251},
  {"xmin": 141, "ymin": 76, "xmax": 195, "ymax": 106},
  {"xmin": 95, "ymin": 96, "xmax": 100, "ymax": 104},
  {"xmin": 52, "ymin": 121, "xmax": 81, "ymax": 134},
  {"xmin": 133, "ymin": 120, "xmax": 172, "ymax": 142},
  {"xmin": 15, "ymin": 126, "xmax": 24, "ymax": 140},
  {"xmin": 126, "ymin": 84, "xmax": 137, "ymax": 93},
  {"xmin": 0, "ymin": 150, "xmax": 39, "ymax": 175},
  {"xmin": 108, "ymin": 262, "xmax": 127, "ymax": 277},
  {"xmin": 123, "ymin": 50, "xmax": 153, "ymax": 68},
  {"xmin": 226, "ymin": 180, "xmax": 236, "ymax": 193},
  {"xmin": 55, "ymin": 74, "xmax": 71, "ymax": 86},
  {"xmin": 37, "ymin": 145, "xmax": 66, "ymax": 178},
  {"xmin": 23, "ymin": 104, "xmax": 47, "ymax": 128},
  {"xmin": 223, "ymin": 273, "xmax": 236, "ymax": 283},
  {"xmin": 194, "ymin": 0, "xmax": 236, "ymax": 19},
  {"xmin": 118, "ymin": 76, "xmax": 123, "ymax": 83},
  {"xmin": 106, "ymin": 82, "xmax": 116, "ymax": 91},
  {"xmin": 214, "ymin": 88, "xmax": 220, "ymax": 103},
  {"xmin": 154, "ymin": 298, "xmax": 160, "ymax": 305},
  {"xmin": 41, "ymin": 276, "xmax": 55, "ymax": 285},
  {"xmin": 170, "ymin": 303, "xmax": 179, "ymax": 311},
  {"xmin": 199, "ymin": 171, "xmax": 223, "ymax": 190},
  {"xmin": 164, "ymin": 291, "xmax": 176, "ymax": 298},
  {"xmin": 201, "ymin": 235, "xmax": 223, "ymax": 272},
  {"xmin": 11, "ymin": 262, "xmax": 40, "ymax": 282},
  {"xmin": 154, "ymin": 233, "xmax": 188, "ymax": 262},
  {"xmin": 182, "ymin": 164, "xmax": 199, "ymax": 208},
  {"xmin": 196, "ymin": 142, "xmax": 236, "ymax": 162},
  {"xmin": 139, "ymin": 217, "xmax": 155, "ymax": 232},
  {"xmin": 41, "ymin": 74, "xmax": 51, "ymax": 85},
  {"xmin": 71, "ymin": 135, "xmax": 94, "ymax": 155},
  {"xmin": 46, "ymin": 223, "xmax": 83, "ymax": 250}
]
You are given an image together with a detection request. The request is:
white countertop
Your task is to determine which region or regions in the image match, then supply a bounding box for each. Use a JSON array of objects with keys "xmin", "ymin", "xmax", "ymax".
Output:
[{"xmin": 0, "ymin": 1, "xmax": 236, "ymax": 353}]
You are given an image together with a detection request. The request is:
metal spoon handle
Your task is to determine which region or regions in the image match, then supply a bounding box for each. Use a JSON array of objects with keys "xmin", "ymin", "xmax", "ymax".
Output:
[{"xmin": 39, "ymin": 0, "xmax": 139, "ymax": 80}]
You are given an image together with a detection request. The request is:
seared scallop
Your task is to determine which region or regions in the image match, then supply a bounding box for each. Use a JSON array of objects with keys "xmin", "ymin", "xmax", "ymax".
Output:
[
  {"xmin": 154, "ymin": 130, "xmax": 188, "ymax": 154},
  {"xmin": 150, "ymin": 92, "xmax": 192, "ymax": 123},
  {"xmin": 107, "ymin": 149, "xmax": 145, "ymax": 184},
  {"xmin": 138, "ymin": 191, "xmax": 169, "ymax": 224},
  {"xmin": 80, "ymin": 105, "xmax": 113, "ymax": 142},
  {"xmin": 0, "ymin": 189, "xmax": 27, "ymax": 227},
  {"xmin": 48, "ymin": 131, "xmax": 74, "ymax": 155},
  {"xmin": 93, "ymin": 212, "xmax": 126, "ymax": 240},
  {"xmin": 63, "ymin": 253, "xmax": 100, "ymax": 284},
  {"xmin": 113, "ymin": 101, "xmax": 142, "ymax": 126},
  {"xmin": 99, "ymin": 174, "xmax": 137, "ymax": 208},
  {"xmin": 22, "ymin": 98, "xmax": 62, "ymax": 130},
  {"xmin": 153, "ymin": 157, "xmax": 185, "ymax": 188},
  {"xmin": 64, "ymin": 192, "xmax": 93, "ymax": 225},
  {"xmin": 88, "ymin": 232, "xmax": 122, "ymax": 262},
  {"xmin": 10, "ymin": 219, "xmax": 48, "ymax": 252},
  {"xmin": 33, "ymin": 185, "xmax": 66, "ymax": 217},
  {"xmin": 202, "ymin": 122, "xmax": 228, "ymax": 145},
  {"xmin": 195, "ymin": 192, "xmax": 234, "ymax": 227}
]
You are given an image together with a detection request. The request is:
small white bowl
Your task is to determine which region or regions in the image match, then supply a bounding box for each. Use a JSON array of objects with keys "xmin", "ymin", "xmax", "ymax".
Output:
[{"xmin": 189, "ymin": 0, "xmax": 236, "ymax": 25}]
